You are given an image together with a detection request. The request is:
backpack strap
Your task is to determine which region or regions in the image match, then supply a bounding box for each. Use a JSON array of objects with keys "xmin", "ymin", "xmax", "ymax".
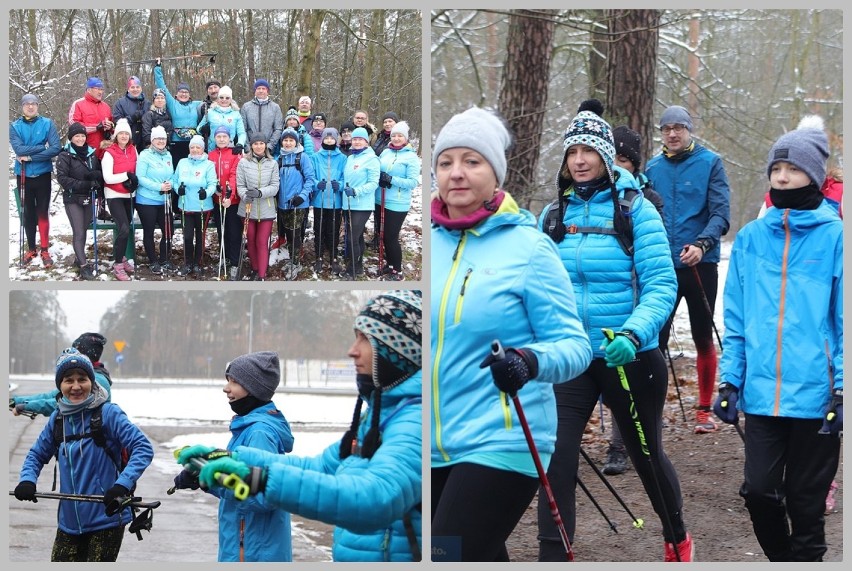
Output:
[{"xmin": 543, "ymin": 189, "xmax": 639, "ymax": 257}]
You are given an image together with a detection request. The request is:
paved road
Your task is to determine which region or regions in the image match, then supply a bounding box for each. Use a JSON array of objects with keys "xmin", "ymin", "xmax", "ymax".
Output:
[{"xmin": 7, "ymin": 408, "xmax": 332, "ymax": 562}]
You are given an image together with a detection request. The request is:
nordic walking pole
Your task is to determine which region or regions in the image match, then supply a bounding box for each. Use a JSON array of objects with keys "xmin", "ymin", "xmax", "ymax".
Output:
[
  {"xmin": 91, "ymin": 185, "xmax": 99, "ymax": 275},
  {"xmin": 579, "ymin": 447, "xmax": 644, "ymax": 529},
  {"xmin": 163, "ymin": 182, "xmax": 172, "ymax": 273},
  {"xmin": 665, "ymin": 344, "xmax": 688, "ymax": 422},
  {"xmin": 379, "ymin": 186, "xmax": 386, "ymax": 272},
  {"xmin": 685, "ymin": 252, "xmax": 723, "ymax": 352},
  {"xmin": 168, "ymin": 449, "xmax": 251, "ymax": 500},
  {"xmin": 576, "ymin": 474, "xmax": 618, "ymax": 533},
  {"xmin": 602, "ymin": 328, "xmax": 681, "ymax": 561},
  {"xmin": 18, "ymin": 161, "xmax": 26, "ymax": 267},
  {"xmin": 236, "ymin": 201, "xmax": 252, "ymax": 280},
  {"xmin": 9, "ymin": 490, "xmax": 161, "ymax": 511},
  {"xmin": 345, "ymin": 190, "xmax": 356, "ymax": 280},
  {"xmin": 490, "ymin": 340, "xmax": 574, "ymax": 561}
]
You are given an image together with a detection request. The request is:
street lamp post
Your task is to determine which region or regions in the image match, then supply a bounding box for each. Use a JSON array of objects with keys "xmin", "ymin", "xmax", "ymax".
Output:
[{"xmin": 248, "ymin": 292, "xmax": 262, "ymax": 353}]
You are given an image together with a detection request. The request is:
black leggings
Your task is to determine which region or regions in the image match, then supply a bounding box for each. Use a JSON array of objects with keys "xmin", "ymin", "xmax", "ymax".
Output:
[
  {"xmin": 106, "ymin": 197, "xmax": 133, "ymax": 263},
  {"xmin": 539, "ymin": 350, "xmax": 686, "ymax": 554},
  {"xmin": 432, "ymin": 463, "xmax": 539, "ymax": 561},
  {"xmin": 135, "ymin": 203, "xmax": 172, "ymax": 264},
  {"xmin": 342, "ymin": 209, "xmax": 372, "ymax": 271},
  {"xmin": 64, "ymin": 200, "xmax": 94, "ymax": 266},
  {"xmin": 182, "ymin": 211, "xmax": 208, "ymax": 265},
  {"xmin": 376, "ymin": 208, "xmax": 406, "ymax": 271},
  {"xmin": 18, "ymin": 172, "xmax": 52, "ymax": 251},
  {"xmin": 212, "ymin": 202, "xmax": 242, "ymax": 266},
  {"xmin": 313, "ymin": 208, "xmax": 342, "ymax": 261}
]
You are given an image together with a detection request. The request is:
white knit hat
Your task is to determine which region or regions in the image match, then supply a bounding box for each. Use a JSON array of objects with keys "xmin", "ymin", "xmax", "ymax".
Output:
[
  {"xmin": 112, "ymin": 118, "xmax": 132, "ymax": 140},
  {"xmin": 390, "ymin": 121, "xmax": 410, "ymax": 141}
]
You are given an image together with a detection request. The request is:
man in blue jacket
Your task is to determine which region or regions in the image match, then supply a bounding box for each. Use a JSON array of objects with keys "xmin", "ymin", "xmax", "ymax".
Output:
[
  {"xmin": 645, "ymin": 105, "xmax": 730, "ymax": 434},
  {"xmin": 10, "ymin": 93, "xmax": 61, "ymax": 268}
]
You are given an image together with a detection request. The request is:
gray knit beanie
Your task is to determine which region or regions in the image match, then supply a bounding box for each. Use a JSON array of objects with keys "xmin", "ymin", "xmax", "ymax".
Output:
[
  {"xmin": 432, "ymin": 107, "xmax": 512, "ymax": 187},
  {"xmin": 225, "ymin": 351, "xmax": 280, "ymax": 401},
  {"xmin": 766, "ymin": 115, "xmax": 829, "ymax": 186},
  {"xmin": 21, "ymin": 93, "xmax": 39, "ymax": 106},
  {"xmin": 659, "ymin": 105, "xmax": 694, "ymax": 131}
]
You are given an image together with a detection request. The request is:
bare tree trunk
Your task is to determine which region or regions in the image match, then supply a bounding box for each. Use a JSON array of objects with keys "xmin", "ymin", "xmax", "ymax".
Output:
[
  {"xmin": 605, "ymin": 9, "xmax": 660, "ymax": 168},
  {"xmin": 298, "ymin": 10, "xmax": 325, "ymax": 99},
  {"xmin": 246, "ymin": 10, "xmax": 256, "ymax": 87},
  {"xmin": 360, "ymin": 10, "xmax": 382, "ymax": 111},
  {"xmin": 498, "ymin": 9, "xmax": 556, "ymax": 206},
  {"xmin": 688, "ymin": 18, "xmax": 700, "ymax": 125}
]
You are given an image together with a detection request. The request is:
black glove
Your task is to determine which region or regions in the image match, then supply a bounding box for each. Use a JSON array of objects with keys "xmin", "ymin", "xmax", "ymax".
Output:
[
  {"xmin": 331, "ymin": 180, "xmax": 340, "ymax": 192},
  {"xmin": 85, "ymin": 171, "xmax": 99, "ymax": 181},
  {"xmin": 290, "ymin": 195, "xmax": 305, "ymax": 208},
  {"xmin": 122, "ymin": 172, "xmax": 138, "ymax": 190},
  {"xmin": 244, "ymin": 189, "xmax": 262, "ymax": 200},
  {"xmin": 173, "ymin": 469, "xmax": 200, "ymax": 490},
  {"xmin": 103, "ymin": 484, "xmax": 130, "ymax": 516},
  {"xmin": 198, "ymin": 187, "xmax": 207, "ymax": 200},
  {"xmin": 820, "ymin": 389, "xmax": 843, "ymax": 437},
  {"xmin": 232, "ymin": 145, "xmax": 244, "ymax": 155},
  {"xmin": 316, "ymin": 180, "xmax": 327, "ymax": 191},
  {"xmin": 344, "ymin": 183, "xmax": 355, "ymax": 197},
  {"xmin": 177, "ymin": 182, "xmax": 186, "ymax": 196},
  {"xmin": 379, "ymin": 172, "xmax": 393, "ymax": 188},
  {"xmin": 479, "ymin": 347, "xmax": 539, "ymax": 397},
  {"xmin": 14, "ymin": 481, "xmax": 37, "ymax": 502},
  {"xmin": 713, "ymin": 383, "xmax": 740, "ymax": 425},
  {"xmin": 215, "ymin": 183, "xmax": 222, "ymax": 195},
  {"xmin": 224, "ymin": 184, "xmax": 232, "ymax": 199},
  {"xmin": 132, "ymin": 111, "xmax": 142, "ymax": 123}
]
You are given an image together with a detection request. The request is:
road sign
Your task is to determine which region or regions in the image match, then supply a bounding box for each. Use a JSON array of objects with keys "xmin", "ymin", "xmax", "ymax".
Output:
[{"xmin": 114, "ymin": 341, "xmax": 126, "ymax": 353}]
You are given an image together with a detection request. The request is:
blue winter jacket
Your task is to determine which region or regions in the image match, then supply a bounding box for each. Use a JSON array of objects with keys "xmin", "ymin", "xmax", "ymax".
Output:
[
  {"xmin": 10, "ymin": 115, "xmax": 61, "ymax": 177},
  {"xmin": 153, "ymin": 66, "xmax": 201, "ymax": 142},
  {"xmin": 376, "ymin": 145, "xmax": 421, "ymax": 212},
  {"xmin": 11, "ymin": 367, "xmax": 112, "ymax": 417},
  {"xmin": 431, "ymin": 193, "xmax": 593, "ymax": 464},
  {"xmin": 277, "ymin": 147, "xmax": 315, "ymax": 210},
  {"xmin": 343, "ymin": 148, "xmax": 381, "ymax": 211},
  {"xmin": 19, "ymin": 399, "xmax": 153, "ymax": 535},
  {"xmin": 644, "ymin": 143, "xmax": 731, "ymax": 267},
  {"xmin": 206, "ymin": 402, "xmax": 295, "ymax": 562},
  {"xmin": 197, "ymin": 104, "xmax": 247, "ymax": 152},
  {"xmin": 538, "ymin": 166, "xmax": 677, "ymax": 355},
  {"xmin": 310, "ymin": 147, "xmax": 347, "ymax": 209},
  {"xmin": 172, "ymin": 153, "xmax": 218, "ymax": 212},
  {"xmin": 136, "ymin": 146, "xmax": 175, "ymax": 206},
  {"xmin": 236, "ymin": 371, "xmax": 422, "ymax": 562},
  {"xmin": 720, "ymin": 203, "xmax": 843, "ymax": 419}
]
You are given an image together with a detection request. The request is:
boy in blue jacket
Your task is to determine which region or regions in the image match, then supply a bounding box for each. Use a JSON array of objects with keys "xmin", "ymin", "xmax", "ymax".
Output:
[{"xmin": 715, "ymin": 116, "xmax": 843, "ymax": 562}]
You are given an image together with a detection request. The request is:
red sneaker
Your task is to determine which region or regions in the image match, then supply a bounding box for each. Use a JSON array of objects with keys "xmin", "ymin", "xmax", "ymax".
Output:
[
  {"xmin": 270, "ymin": 236, "xmax": 287, "ymax": 250},
  {"xmin": 22, "ymin": 249, "xmax": 38, "ymax": 264},
  {"xmin": 664, "ymin": 533, "xmax": 694, "ymax": 562},
  {"xmin": 40, "ymin": 249, "xmax": 54, "ymax": 268}
]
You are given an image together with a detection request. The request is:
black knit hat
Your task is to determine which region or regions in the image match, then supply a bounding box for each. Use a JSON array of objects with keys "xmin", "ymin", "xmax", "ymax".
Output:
[
  {"xmin": 612, "ymin": 125, "xmax": 642, "ymax": 170},
  {"xmin": 340, "ymin": 290, "xmax": 422, "ymax": 460},
  {"xmin": 68, "ymin": 122, "xmax": 87, "ymax": 140},
  {"xmin": 72, "ymin": 332, "xmax": 107, "ymax": 362}
]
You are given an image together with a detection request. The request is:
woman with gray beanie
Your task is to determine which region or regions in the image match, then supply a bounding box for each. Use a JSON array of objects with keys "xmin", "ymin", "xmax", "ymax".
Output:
[
  {"xmin": 431, "ymin": 107, "xmax": 592, "ymax": 561},
  {"xmin": 175, "ymin": 291, "xmax": 423, "ymax": 561},
  {"xmin": 171, "ymin": 351, "xmax": 294, "ymax": 561}
]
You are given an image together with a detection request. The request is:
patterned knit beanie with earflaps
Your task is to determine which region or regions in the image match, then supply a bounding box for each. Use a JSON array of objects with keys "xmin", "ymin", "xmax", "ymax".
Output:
[{"xmin": 340, "ymin": 290, "xmax": 422, "ymax": 460}]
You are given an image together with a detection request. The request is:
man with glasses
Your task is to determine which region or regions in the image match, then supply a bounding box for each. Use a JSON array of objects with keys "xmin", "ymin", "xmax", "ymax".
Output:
[
  {"xmin": 68, "ymin": 77, "xmax": 114, "ymax": 159},
  {"xmin": 241, "ymin": 79, "xmax": 284, "ymax": 157},
  {"xmin": 645, "ymin": 105, "xmax": 731, "ymax": 435},
  {"xmin": 351, "ymin": 110, "xmax": 377, "ymax": 145}
]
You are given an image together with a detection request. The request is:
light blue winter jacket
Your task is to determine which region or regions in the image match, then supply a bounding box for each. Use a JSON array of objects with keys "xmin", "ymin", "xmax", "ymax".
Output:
[
  {"xmin": 277, "ymin": 146, "xmax": 315, "ymax": 210},
  {"xmin": 375, "ymin": 145, "xmax": 421, "ymax": 212},
  {"xmin": 538, "ymin": 166, "xmax": 677, "ymax": 356},
  {"xmin": 206, "ymin": 402, "xmax": 295, "ymax": 562},
  {"xmin": 197, "ymin": 103, "xmax": 247, "ymax": 152},
  {"xmin": 343, "ymin": 147, "xmax": 381, "ymax": 211},
  {"xmin": 19, "ymin": 395, "xmax": 153, "ymax": 535},
  {"xmin": 310, "ymin": 147, "xmax": 347, "ymax": 209},
  {"xmin": 720, "ymin": 202, "xmax": 843, "ymax": 419},
  {"xmin": 431, "ymin": 192, "xmax": 593, "ymax": 464},
  {"xmin": 236, "ymin": 371, "xmax": 422, "ymax": 562},
  {"xmin": 136, "ymin": 146, "xmax": 175, "ymax": 206},
  {"xmin": 153, "ymin": 66, "xmax": 201, "ymax": 142},
  {"xmin": 644, "ymin": 143, "xmax": 731, "ymax": 267},
  {"xmin": 172, "ymin": 153, "xmax": 218, "ymax": 212}
]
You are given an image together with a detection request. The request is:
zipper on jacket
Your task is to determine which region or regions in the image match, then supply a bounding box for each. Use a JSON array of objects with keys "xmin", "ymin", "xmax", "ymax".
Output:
[
  {"xmin": 433, "ymin": 231, "xmax": 468, "ymax": 462},
  {"xmin": 773, "ymin": 210, "xmax": 791, "ymax": 416},
  {"xmin": 575, "ymin": 201, "xmax": 592, "ymax": 334},
  {"xmin": 382, "ymin": 528, "xmax": 391, "ymax": 561},
  {"xmin": 240, "ymin": 518, "xmax": 246, "ymax": 561},
  {"xmin": 454, "ymin": 268, "xmax": 472, "ymax": 324}
]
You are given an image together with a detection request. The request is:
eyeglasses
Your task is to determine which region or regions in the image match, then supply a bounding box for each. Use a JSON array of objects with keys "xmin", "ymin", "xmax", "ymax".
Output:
[{"xmin": 660, "ymin": 124, "xmax": 686, "ymax": 135}]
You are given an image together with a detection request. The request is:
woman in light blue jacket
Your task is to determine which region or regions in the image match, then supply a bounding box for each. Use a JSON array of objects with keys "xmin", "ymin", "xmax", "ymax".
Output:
[
  {"xmin": 341, "ymin": 127, "xmax": 380, "ymax": 279},
  {"xmin": 196, "ymin": 86, "xmax": 247, "ymax": 153},
  {"xmin": 172, "ymin": 135, "xmax": 218, "ymax": 277},
  {"xmin": 431, "ymin": 108, "xmax": 591, "ymax": 562},
  {"xmin": 135, "ymin": 125, "xmax": 175, "ymax": 274},
  {"xmin": 375, "ymin": 121, "xmax": 420, "ymax": 280},
  {"xmin": 176, "ymin": 291, "xmax": 423, "ymax": 562},
  {"xmin": 536, "ymin": 101, "xmax": 688, "ymax": 562},
  {"xmin": 310, "ymin": 127, "xmax": 347, "ymax": 273}
]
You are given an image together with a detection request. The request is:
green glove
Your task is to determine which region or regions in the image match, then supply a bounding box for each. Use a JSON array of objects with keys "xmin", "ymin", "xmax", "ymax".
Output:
[
  {"xmin": 600, "ymin": 333, "xmax": 637, "ymax": 367},
  {"xmin": 199, "ymin": 456, "xmax": 251, "ymax": 490},
  {"xmin": 176, "ymin": 444, "xmax": 218, "ymax": 467}
]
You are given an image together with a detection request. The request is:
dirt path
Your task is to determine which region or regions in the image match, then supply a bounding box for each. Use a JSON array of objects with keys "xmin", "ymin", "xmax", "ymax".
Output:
[{"xmin": 505, "ymin": 356, "xmax": 844, "ymax": 562}]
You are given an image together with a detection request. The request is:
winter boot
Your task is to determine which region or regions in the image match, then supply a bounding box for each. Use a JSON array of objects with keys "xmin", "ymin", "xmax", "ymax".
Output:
[
  {"xmin": 603, "ymin": 445, "xmax": 629, "ymax": 475},
  {"xmin": 79, "ymin": 264, "xmax": 96, "ymax": 281},
  {"xmin": 331, "ymin": 258, "xmax": 342, "ymax": 274}
]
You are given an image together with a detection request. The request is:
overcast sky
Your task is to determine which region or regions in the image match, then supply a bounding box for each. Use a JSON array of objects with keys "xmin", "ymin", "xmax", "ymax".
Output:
[{"xmin": 55, "ymin": 290, "xmax": 128, "ymax": 340}]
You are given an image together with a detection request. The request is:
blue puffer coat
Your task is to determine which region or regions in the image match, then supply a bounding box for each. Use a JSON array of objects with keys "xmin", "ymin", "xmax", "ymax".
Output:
[
  {"xmin": 172, "ymin": 153, "xmax": 218, "ymax": 212},
  {"xmin": 343, "ymin": 148, "xmax": 380, "ymax": 211},
  {"xmin": 310, "ymin": 147, "xmax": 347, "ymax": 209},
  {"xmin": 375, "ymin": 145, "xmax": 421, "ymax": 212},
  {"xmin": 235, "ymin": 371, "xmax": 422, "ymax": 562},
  {"xmin": 720, "ymin": 202, "xmax": 843, "ymax": 419},
  {"xmin": 206, "ymin": 402, "xmax": 295, "ymax": 562},
  {"xmin": 277, "ymin": 146, "xmax": 315, "ymax": 210},
  {"xmin": 136, "ymin": 146, "xmax": 175, "ymax": 206},
  {"xmin": 644, "ymin": 143, "xmax": 731, "ymax": 267},
  {"xmin": 431, "ymin": 193, "xmax": 592, "ymax": 465},
  {"xmin": 538, "ymin": 166, "xmax": 677, "ymax": 356},
  {"xmin": 19, "ymin": 398, "xmax": 153, "ymax": 535}
]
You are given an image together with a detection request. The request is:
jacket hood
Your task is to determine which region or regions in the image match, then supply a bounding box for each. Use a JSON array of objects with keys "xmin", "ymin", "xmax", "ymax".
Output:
[
  {"xmin": 763, "ymin": 200, "xmax": 841, "ymax": 232},
  {"xmin": 230, "ymin": 402, "xmax": 295, "ymax": 453}
]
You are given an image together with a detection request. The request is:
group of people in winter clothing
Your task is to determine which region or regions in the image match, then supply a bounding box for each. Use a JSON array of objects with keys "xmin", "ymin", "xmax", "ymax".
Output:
[
  {"xmin": 12, "ymin": 290, "xmax": 423, "ymax": 562},
  {"xmin": 11, "ymin": 65, "xmax": 421, "ymax": 281},
  {"xmin": 430, "ymin": 102, "xmax": 842, "ymax": 562}
]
